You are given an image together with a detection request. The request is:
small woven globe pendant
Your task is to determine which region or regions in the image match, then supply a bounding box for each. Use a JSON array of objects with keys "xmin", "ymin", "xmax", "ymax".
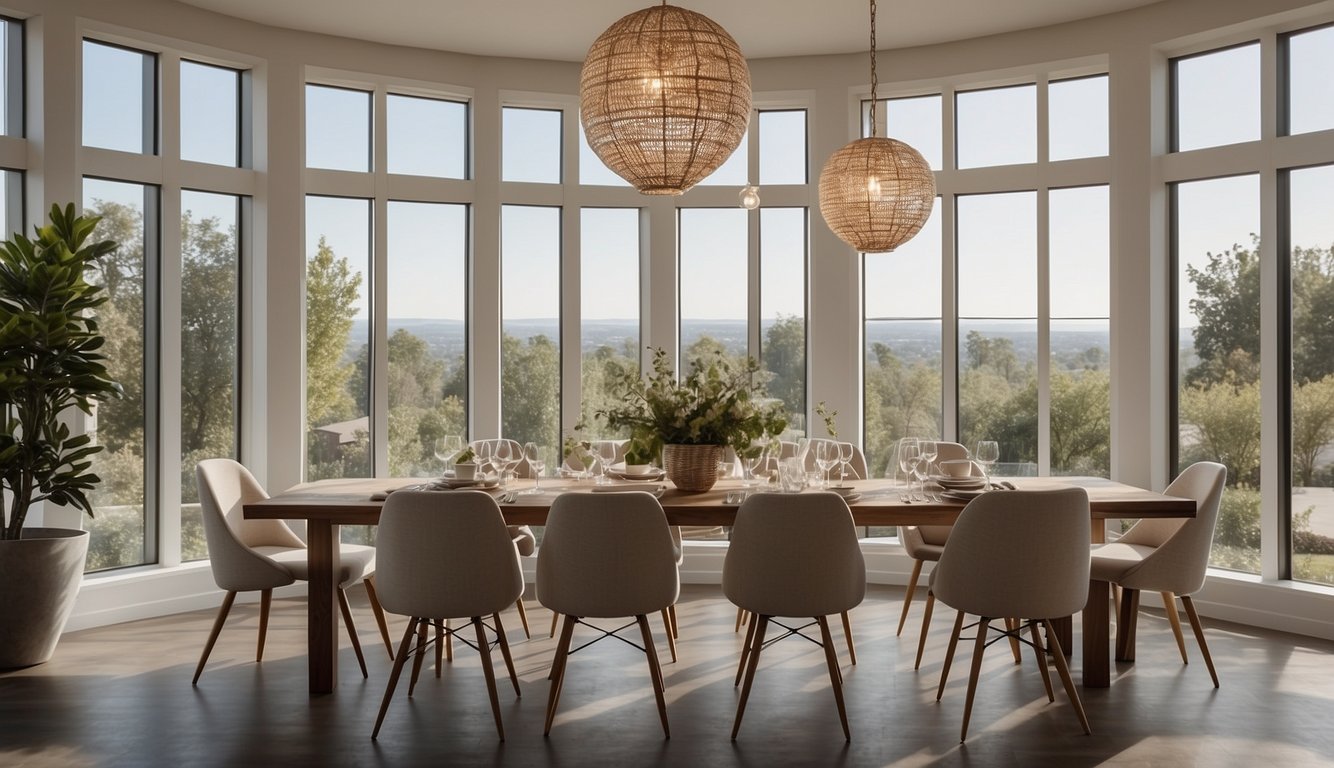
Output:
[
  {"xmin": 818, "ymin": 136, "xmax": 936, "ymax": 253},
  {"xmin": 580, "ymin": 3, "xmax": 752, "ymax": 195}
]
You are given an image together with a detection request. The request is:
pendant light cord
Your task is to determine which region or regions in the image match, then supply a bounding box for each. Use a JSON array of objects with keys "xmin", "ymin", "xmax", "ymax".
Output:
[{"xmin": 869, "ymin": 0, "xmax": 878, "ymax": 138}]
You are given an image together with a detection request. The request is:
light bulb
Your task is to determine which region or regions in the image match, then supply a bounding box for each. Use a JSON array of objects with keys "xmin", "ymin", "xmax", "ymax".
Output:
[
  {"xmin": 866, "ymin": 176, "xmax": 882, "ymax": 197},
  {"xmin": 738, "ymin": 185, "xmax": 761, "ymax": 210},
  {"xmin": 642, "ymin": 75, "xmax": 666, "ymax": 97}
]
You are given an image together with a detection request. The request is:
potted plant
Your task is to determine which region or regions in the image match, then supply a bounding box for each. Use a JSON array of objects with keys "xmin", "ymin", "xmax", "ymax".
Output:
[
  {"xmin": 600, "ymin": 347, "xmax": 787, "ymax": 492},
  {"xmin": 452, "ymin": 446, "xmax": 477, "ymax": 479},
  {"xmin": 0, "ymin": 204, "xmax": 121, "ymax": 668}
]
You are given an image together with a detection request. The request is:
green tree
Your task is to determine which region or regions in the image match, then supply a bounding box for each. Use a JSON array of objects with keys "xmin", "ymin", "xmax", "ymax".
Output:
[
  {"xmin": 1291, "ymin": 243, "xmax": 1334, "ymax": 384},
  {"xmin": 761, "ymin": 315, "xmax": 805, "ymax": 424},
  {"xmin": 1049, "ymin": 369, "xmax": 1111, "ymax": 476},
  {"xmin": 502, "ymin": 333, "xmax": 560, "ymax": 450},
  {"xmin": 179, "ymin": 211, "xmax": 239, "ymax": 459},
  {"xmin": 580, "ymin": 339, "xmax": 639, "ymax": 436},
  {"xmin": 1179, "ymin": 380, "xmax": 1261, "ymax": 487},
  {"xmin": 1292, "ymin": 375, "xmax": 1334, "ymax": 487},
  {"xmin": 863, "ymin": 342, "xmax": 941, "ymax": 476},
  {"xmin": 1185, "ymin": 237, "xmax": 1260, "ymax": 386},
  {"xmin": 305, "ymin": 236, "xmax": 362, "ymax": 426}
]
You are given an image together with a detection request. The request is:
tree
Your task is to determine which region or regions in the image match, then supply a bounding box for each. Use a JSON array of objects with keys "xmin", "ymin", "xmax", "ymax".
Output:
[
  {"xmin": 305, "ymin": 236, "xmax": 362, "ymax": 426},
  {"xmin": 1185, "ymin": 237, "xmax": 1261, "ymax": 386},
  {"xmin": 964, "ymin": 330, "xmax": 1021, "ymax": 384},
  {"xmin": 580, "ymin": 340, "xmax": 639, "ymax": 436},
  {"xmin": 864, "ymin": 342, "xmax": 940, "ymax": 476},
  {"xmin": 761, "ymin": 315, "xmax": 805, "ymax": 422},
  {"xmin": 501, "ymin": 333, "xmax": 560, "ymax": 450},
  {"xmin": 1048, "ymin": 369, "xmax": 1110, "ymax": 475},
  {"xmin": 1291, "ymin": 243, "xmax": 1334, "ymax": 384},
  {"xmin": 179, "ymin": 211, "xmax": 239, "ymax": 461},
  {"xmin": 1179, "ymin": 380, "xmax": 1261, "ymax": 487},
  {"xmin": 1292, "ymin": 375, "xmax": 1334, "ymax": 487}
]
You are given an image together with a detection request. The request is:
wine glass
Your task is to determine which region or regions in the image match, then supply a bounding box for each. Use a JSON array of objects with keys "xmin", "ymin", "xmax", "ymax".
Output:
[
  {"xmin": 522, "ymin": 442, "xmax": 546, "ymax": 494},
  {"xmin": 742, "ymin": 442, "xmax": 767, "ymax": 487},
  {"xmin": 837, "ymin": 442, "xmax": 854, "ymax": 486},
  {"xmin": 597, "ymin": 441, "xmax": 619, "ymax": 485},
  {"xmin": 919, "ymin": 439, "xmax": 939, "ymax": 479},
  {"xmin": 815, "ymin": 441, "xmax": 838, "ymax": 489},
  {"xmin": 975, "ymin": 440, "xmax": 1000, "ymax": 487},
  {"xmin": 472, "ymin": 440, "xmax": 493, "ymax": 478},
  {"xmin": 493, "ymin": 441, "xmax": 519, "ymax": 489},
  {"xmin": 433, "ymin": 435, "xmax": 463, "ymax": 474},
  {"xmin": 897, "ymin": 438, "xmax": 921, "ymax": 494}
]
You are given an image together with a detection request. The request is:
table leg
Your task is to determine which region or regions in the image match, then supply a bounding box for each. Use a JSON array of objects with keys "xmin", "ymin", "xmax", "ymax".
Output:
[
  {"xmin": 1082, "ymin": 579, "xmax": 1110, "ymax": 688},
  {"xmin": 307, "ymin": 520, "xmax": 341, "ymax": 694}
]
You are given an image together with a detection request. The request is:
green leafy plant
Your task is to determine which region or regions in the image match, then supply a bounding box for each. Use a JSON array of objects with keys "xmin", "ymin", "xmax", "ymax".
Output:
[
  {"xmin": 599, "ymin": 347, "xmax": 787, "ymax": 456},
  {"xmin": 816, "ymin": 400, "xmax": 839, "ymax": 439},
  {"xmin": 0, "ymin": 204, "xmax": 122, "ymax": 540},
  {"xmin": 623, "ymin": 436, "xmax": 655, "ymax": 465},
  {"xmin": 562, "ymin": 422, "xmax": 594, "ymax": 469},
  {"xmin": 453, "ymin": 447, "xmax": 476, "ymax": 465}
]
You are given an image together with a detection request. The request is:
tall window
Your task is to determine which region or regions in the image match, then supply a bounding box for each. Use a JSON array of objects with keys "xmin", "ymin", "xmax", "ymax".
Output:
[
  {"xmin": 679, "ymin": 208, "xmax": 748, "ymax": 367},
  {"xmin": 759, "ymin": 208, "xmax": 807, "ymax": 433},
  {"xmin": 580, "ymin": 208, "xmax": 640, "ymax": 435},
  {"xmin": 1, "ymin": 17, "xmax": 22, "ymax": 138},
  {"xmin": 501, "ymin": 205, "xmax": 561, "ymax": 466},
  {"xmin": 82, "ymin": 40, "xmax": 156, "ymax": 154},
  {"xmin": 179, "ymin": 191, "xmax": 240, "ymax": 561}
]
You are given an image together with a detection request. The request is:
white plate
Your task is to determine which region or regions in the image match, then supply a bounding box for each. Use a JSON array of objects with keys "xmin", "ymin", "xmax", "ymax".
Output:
[
  {"xmin": 438, "ymin": 477, "xmax": 499, "ymax": 490},
  {"xmin": 827, "ymin": 485, "xmax": 859, "ymax": 498},
  {"xmin": 931, "ymin": 474, "xmax": 985, "ymax": 488},
  {"xmin": 941, "ymin": 488, "xmax": 987, "ymax": 502},
  {"xmin": 610, "ymin": 468, "xmax": 665, "ymax": 481}
]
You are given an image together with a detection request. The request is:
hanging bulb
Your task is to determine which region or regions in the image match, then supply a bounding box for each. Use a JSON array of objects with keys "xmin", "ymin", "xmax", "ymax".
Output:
[{"xmin": 738, "ymin": 184, "xmax": 761, "ymax": 210}]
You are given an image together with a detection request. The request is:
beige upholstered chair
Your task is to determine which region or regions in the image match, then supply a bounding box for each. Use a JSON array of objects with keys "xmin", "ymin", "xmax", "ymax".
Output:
[
  {"xmin": 370, "ymin": 490, "xmax": 524, "ymax": 741},
  {"xmin": 930, "ymin": 487, "xmax": 1092, "ymax": 741},
  {"xmin": 1090, "ymin": 461, "xmax": 1227, "ymax": 687},
  {"xmin": 901, "ymin": 441, "xmax": 972, "ymax": 665},
  {"xmin": 192, "ymin": 459, "xmax": 392, "ymax": 684},
  {"xmin": 802, "ymin": 438, "xmax": 869, "ymax": 480},
  {"xmin": 538, "ymin": 492, "xmax": 679, "ymax": 737},
  {"xmin": 724, "ymin": 492, "xmax": 866, "ymax": 741}
]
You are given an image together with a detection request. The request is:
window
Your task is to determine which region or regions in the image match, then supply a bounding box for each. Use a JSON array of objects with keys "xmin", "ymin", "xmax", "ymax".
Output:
[
  {"xmin": 580, "ymin": 208, "xmax": 640, "ymax": 436},
  {"xmin": 758, "ymin": 110, "xmax": 806, "ymax": 185},
  {"xmin": 305, "ymin": 84, "xmax": 371, "ymax": 172},
  {"xmin": 697, "ymin": 133, "xmax": 748, "ymax": 186},
  {"xmin": 956, "ymin": 84, "xmax": 1036, "ymax": 168},
  {"xmin": 579, "ymin": 121, "xmax": 630, "ymax": 186},
  {"xmin": 501, "ymin": 205, "xmax": 561, "ymax": 468},
  {"xmin": 179, "ymin": 191, "xmax": 240, "ymax": 561},
  {"xmin": 1287, "ymin": 164, "xmax": 1334, "ymax": 586},
  {"xmin": 1, "ymin": 17, "xmax": 22, "ymax": 137},
  {"xmin": 0, "ymin": 169, "xmax": 20, "ymax": 239},
  {"xmin": 83, "ymin": 178, "xmax": 159, "ymax": 570},
  {"xmin": 304, "ymin": 195, "xmax": 371, "ymax": 481},
  {"xmin": 864, "ymin": 95, "xmax": 943, "ymax": 171},
  {"xmin": 1284, "ymin": 24, "xmax": 1334, "ymax": 136},
  {"xmin": 759, "ymin": 208, "xmax": 807, "ymax": 433},
  {"xmin": 82, "ymin": 40, "xmax": 156, "ymax": 154},
  {"xmin": 679, "ymin": 208, "xmax": 748, "ymax": 367},
  {"xmin": 180, "ymin": 60, "xmax": 240, "ymax": 166},
  {"xmin": 1049, "ymin": 75, "xmax": 1109, "ymax": 161},
  {"xmin": 1173, "ymin": 174, "xmax": 1260, "ymax": 575},
  {"xmin": 503, "ymin": 107, "xmax": 561, "ymax": 183},
  {"xmin": 388, "ymin": 94, "xmax": 467, "ymax": 178},
  {"xmin": 1172, "ymin": 43, "xmax": 1260, "ymax": 152},
  {"xmin": 386, "ymin": 201, "xmax": 469, "ymax": 476}
]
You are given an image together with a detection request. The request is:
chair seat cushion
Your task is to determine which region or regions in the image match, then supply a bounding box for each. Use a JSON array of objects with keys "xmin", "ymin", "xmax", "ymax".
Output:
[
  {"xmin": 256, "ymin": 544, "xmax": 376, "ymax": 589},
  {"xmin": 1089, "ymin": 542, "xmax": 1157, "ymax": 583}
]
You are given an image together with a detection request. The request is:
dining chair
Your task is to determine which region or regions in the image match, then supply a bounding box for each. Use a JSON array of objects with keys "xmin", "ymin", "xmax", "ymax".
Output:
[
  {"xmin": 802, "ymin": 438, "xmax": 868, "ymax": 480},
  {"xmin": 1090, "ymin": 461, "xmax": 1227, "ymax": 687},
  {"xmin": 192, "ymin": 459, "xmax": 393, "ymax": 685},
  {"xmin": 929, "ymin": 487, "xmax": 1092, "ymax": 741},
  {"xmin": 724, "ymin": 492, "xmax": 866, "ymax": 741},
  {"xmin": 537, "ymin": 491, "xmax": 679, "ymax": 737},
  {"xmin": 369, "ymin": 490, "xmax": 523, "ymax": 741}
]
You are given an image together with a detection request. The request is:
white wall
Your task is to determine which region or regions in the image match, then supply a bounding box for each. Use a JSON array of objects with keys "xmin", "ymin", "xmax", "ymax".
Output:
[{"xmin": 7, "ymin": 0, "xmax": 1334, "ymax": 640}]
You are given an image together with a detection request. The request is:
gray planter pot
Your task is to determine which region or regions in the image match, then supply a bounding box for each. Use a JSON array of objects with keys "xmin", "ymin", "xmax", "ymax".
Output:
[{"xmin": 0, "ymin": 528, "xmax": 90, "ymax": 669}]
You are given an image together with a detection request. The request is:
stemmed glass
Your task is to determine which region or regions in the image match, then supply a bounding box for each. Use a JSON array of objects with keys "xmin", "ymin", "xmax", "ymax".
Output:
[
  {"xmin": 433, "ymin": 435, "xmax": 463, "ymax": 475},
  {"xmin": 742, "ymin": 441, "xmax": 768, "ymax": 487},
  {"xmin": 494, "ymin": 441, "xmax": 520, "ymax": 489},
  {"xmin": 837, "ymin": 442, "xmax": 854, "ymax": 485},
  {"xmin": 522, "ymin": 442, "xmax": 547, "ymax": 494},
  {"xmin": 975, "ymin": 440, "xmax": 1000, "ymax": 488},
  {"xmin": 918, "ymin": 440, "xmax": 938, "ymax": 479},
  {"xmin": 897, "ymin": 438, "xmax": 921, "ymax": 495},
  {"xmin": 472, "ymin": 441, "xmax": 493, "ymax": 478},
  {"xmin": 597, "ymin": 441, "xmax": 618, "ymax": 485},
  {"xmin": 815, "ymin": 441, "xmax": 839, "ymax": 489}
]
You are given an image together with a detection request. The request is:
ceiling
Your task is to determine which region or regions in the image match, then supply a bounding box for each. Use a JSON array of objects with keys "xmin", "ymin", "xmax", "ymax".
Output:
[{"xmin": 178, "ymin": 0, "xmax": 1164, "ymax": 62}]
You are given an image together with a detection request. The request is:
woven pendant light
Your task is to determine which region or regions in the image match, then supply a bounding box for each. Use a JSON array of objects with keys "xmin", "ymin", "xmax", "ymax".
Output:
[
  {"xmin": 580, "ymin": 2, "xmax": 752, "ymax": 195},
  {"xmin": 818, "ymin": 0, "xmax": 935, "ymax": 253}
]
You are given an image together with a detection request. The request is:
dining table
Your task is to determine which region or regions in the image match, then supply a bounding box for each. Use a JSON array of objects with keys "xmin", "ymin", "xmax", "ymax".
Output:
[{"xmin": 244, "ymin": 474, "xmax": 1194, "ymax": 695}]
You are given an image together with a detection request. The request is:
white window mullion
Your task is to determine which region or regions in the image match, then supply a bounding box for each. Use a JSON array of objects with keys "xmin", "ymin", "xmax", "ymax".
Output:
[{"xmin": 371, "ymin": 87, "xmax": 390, "ymax": 476}]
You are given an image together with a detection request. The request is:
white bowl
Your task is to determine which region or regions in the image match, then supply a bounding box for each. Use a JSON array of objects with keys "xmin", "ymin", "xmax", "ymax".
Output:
[
  {"xmin": 939, "ymin": 459, "xmax": 974, "ymax": 478},
  {"xmin": 453, "ymin": 462, "xmax": 477, "ymax": 480}
]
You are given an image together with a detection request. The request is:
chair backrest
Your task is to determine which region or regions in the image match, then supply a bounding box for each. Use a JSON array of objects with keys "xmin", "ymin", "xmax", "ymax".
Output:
[
  {"xmin": 723, "ymin": 492, "xmax": 866, "ymax": 617},
  {"xmin": 932, "ymin": 487, "xmax": 1090, "ymax": 620},
  {"xmin": 1115, "ymin": 462, "xmax": 1227, "ymax": 595},
  {"xmin": 759, "ymin": 440, "xmax": 799, "ymax": 474},
  {"xmin": 375, "ymin": 490, "xmax": 524, "ymax": 619},
  {"xmin": 471, "ymin": 438, "xmax": 532, "ymax": 477},
  {"xmin": 537, "ymin": 492, "xmax": 679, "ymax": 618},
  {"xmin": 802, "ymin": 439, "xmax": 869, "ymax": 480},
  {"xmin": 195, "ymin": 459, "xmax": 301, "ymax": 591},
  {"xmin": 907, "ymin": 441, "xmax": 973, "ymax": 546},
  {"xmin": 562, "ymin": 439, "xmax": 628, "ymax": 472}
]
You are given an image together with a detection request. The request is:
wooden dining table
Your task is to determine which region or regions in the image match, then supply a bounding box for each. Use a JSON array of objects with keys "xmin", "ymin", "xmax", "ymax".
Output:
[{"xmin": 244, "ymin": 475, "xmax": 1194, "ymax": 695}]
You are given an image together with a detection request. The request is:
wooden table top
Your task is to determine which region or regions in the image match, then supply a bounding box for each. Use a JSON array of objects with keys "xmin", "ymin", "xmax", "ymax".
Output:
[{"xmin": 245, "ymin": 475, "xmax": 1194, "ymax": 527}]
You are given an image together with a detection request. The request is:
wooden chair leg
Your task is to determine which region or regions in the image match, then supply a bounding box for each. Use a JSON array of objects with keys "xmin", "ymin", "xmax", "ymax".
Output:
[
  {"xmin": 735, "ymin": 609, "xmax": 758, "ymax": 686},
  {"xmin": 818, "ymin": 615, "xmax": 851, "ymax": 741},
  {"xmin": 936, "ymin": 610, "xmax": 966, "ymax": 701},
  {"xmin": 256, "ymin": 589, "xmax": 272, "ymax": 663},
  {"xmin": 731, "ymin": 614, "xmax": 770, "ymax": 740},
  {"xmin": 959, "ymin": 617, "xmax": 992, "ymax": 742},
  {"xmin": 1029, "ymin": 620, "xmax": 1055, "ymax": 702},
  {"xmin": 1180, "ymin": 596, "xmax": 1219, "ymax": 688},
  {"xmin": 1112, "ymin": 584, "xmax": 1122, "ymax": 621},
  {"xmin": 408, "ymin": 619, "xmax": 428, "ymax": 696},
  {"xmin": 914, "ymin": 590, "xmax": 936, "ymax": 670},
  {"xmin": 371, "ymin": 618, "xmax": 422, "ymax": 740},
  {"xmin": 544, "ymin": 614, "xmax": 577, "ymax": 736},
  {"xmin": 434, "ymin": 623, "xmax": 444, "ymax": 678},
  {"xmin": 637, "ymin": 614, "xmax": 671, "ymax": 738},
  {"xmin": 363, "ymin": 577, "xmax": 395, "ymax": 659},
  {"xmin": 840, "ymin": 610, "xmax": 857, "ymax": 666},
  {"xmin": 1115, "ymin": 587, "xmax": 1140, "ymax": 662},
  {"xmin": 897, "ymin": 558, "xmax": 924, "ymax": 636},
  {"xmin": 514, "ymin": 597, "xmax": 531, "ymax": 639},
  {"xmin": 338, "ymin": 588, "xmax": 369, "ymax": 679},
  {"xmin": 549, "ymin": 611, "xmax": 560, "ymax": 639},
  {"xmin": 1004, "ymin": 617, "xmax": 1023, "ymax": 664},
  {"xmin": 734, "ymin": 607, "xmax": 748, "ymax": 633},
  {"xmin": 473, "ymin": 616, "xmax": 506, "ymax": 741},
  {"xmin": 1161, "ymin": 591, "xmax": 1189, "ymax": 664},
  {"xmin": 492, "ymin": 612, "xmax": 521, "ymax": 697},
  {"xmin": 668, "ymin": 603, "xmax": 679, "ymax": 639},
  {"xmin": 1043, "ymin": 619, "xmax": 1091, "ymax": 734},
  {"xmin": 659, "ymin": 608, "xmax": 678, "ymax": 663},
  {"xmin": 193, "ymin": 590, "xmax": 237, "ymax": 685}
]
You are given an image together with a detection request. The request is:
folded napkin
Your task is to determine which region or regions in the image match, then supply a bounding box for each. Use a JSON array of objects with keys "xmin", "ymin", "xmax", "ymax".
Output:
[{"xmin": 591, "ymin": 482, "xmax": 664, "ymax": 493}]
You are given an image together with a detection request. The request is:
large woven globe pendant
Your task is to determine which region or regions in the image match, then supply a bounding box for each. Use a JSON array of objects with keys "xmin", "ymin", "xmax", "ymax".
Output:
[
  {"xmin": 580, "ymin": 4, "xmax": 752, "ymax": 195},
  {"xmin": 818, "ymin": 136, "xmax": 936, "ymax": 253}
]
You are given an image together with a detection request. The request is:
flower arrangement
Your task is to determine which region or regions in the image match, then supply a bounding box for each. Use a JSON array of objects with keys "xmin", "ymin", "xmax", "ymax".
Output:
[{"xmin": 599, "ymin": 347, "xmax": 788, "ymax": 456}]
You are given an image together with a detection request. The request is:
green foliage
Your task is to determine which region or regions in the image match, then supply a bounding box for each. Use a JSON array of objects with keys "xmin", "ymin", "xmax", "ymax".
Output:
[
  {"xmin": 815, "ymin": 401, "xmax": 838, "ymax": 439},
  {"xmin": 1186, "ymin": 237, "xmax": 1261, "ymax": 387},
  {"xmin": 863, "ymin": 342, "xmax": 941, "ymax": 476},
  {"xmin": 1292, "ymin": 375, "xmax": 1334, "ymax": 487},
  {"xmin": 0, "ymin": 204, "xmax": 122, "ymax": 539},
  {"xmin": 1179, "ymin": 380, "xmax": 1261, "ymax": 488},
  {"xmin": 502, "ymin": 332, "xmax": 560, "ymax": 450},
  {"xmin": 761, "ymin": 315, "xmax": 805, "ymax": 422},
  {"xmin": 305, "ymin": 237, "xmax": 362, "ymax": 426},
  {"xmin": 599, "ymin": 347, "xmax": 787, "ymax": 456}
]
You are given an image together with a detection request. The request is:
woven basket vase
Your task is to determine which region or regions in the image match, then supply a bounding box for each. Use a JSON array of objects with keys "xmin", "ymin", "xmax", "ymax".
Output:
[{"xmin": 662, "ymin": 444, "xmax": 724, "ymax": 492}]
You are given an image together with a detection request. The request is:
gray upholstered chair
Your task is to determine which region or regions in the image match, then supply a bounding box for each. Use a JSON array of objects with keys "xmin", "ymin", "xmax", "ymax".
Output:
[
  {"xmin": 724, "ymin": 492, "xmax": 866, "ymax": 741},
  {"xmin": 1090, "ymin": 461, "xmax": 1227, "ymax": 687},
  {"xmin": 370, "ymin": 490, "xmax": 524, "ymax": 741},
  {"xmin": 930, "ymin": 487, "xmax": 1092, "ymax": 741},
  {"xmin": 192, "ymin": 459, "xmax": 392, "ymax": 684},
  {"xmin": 538, "ymin": 491, "xmax": 679, "ymax": 737}
]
